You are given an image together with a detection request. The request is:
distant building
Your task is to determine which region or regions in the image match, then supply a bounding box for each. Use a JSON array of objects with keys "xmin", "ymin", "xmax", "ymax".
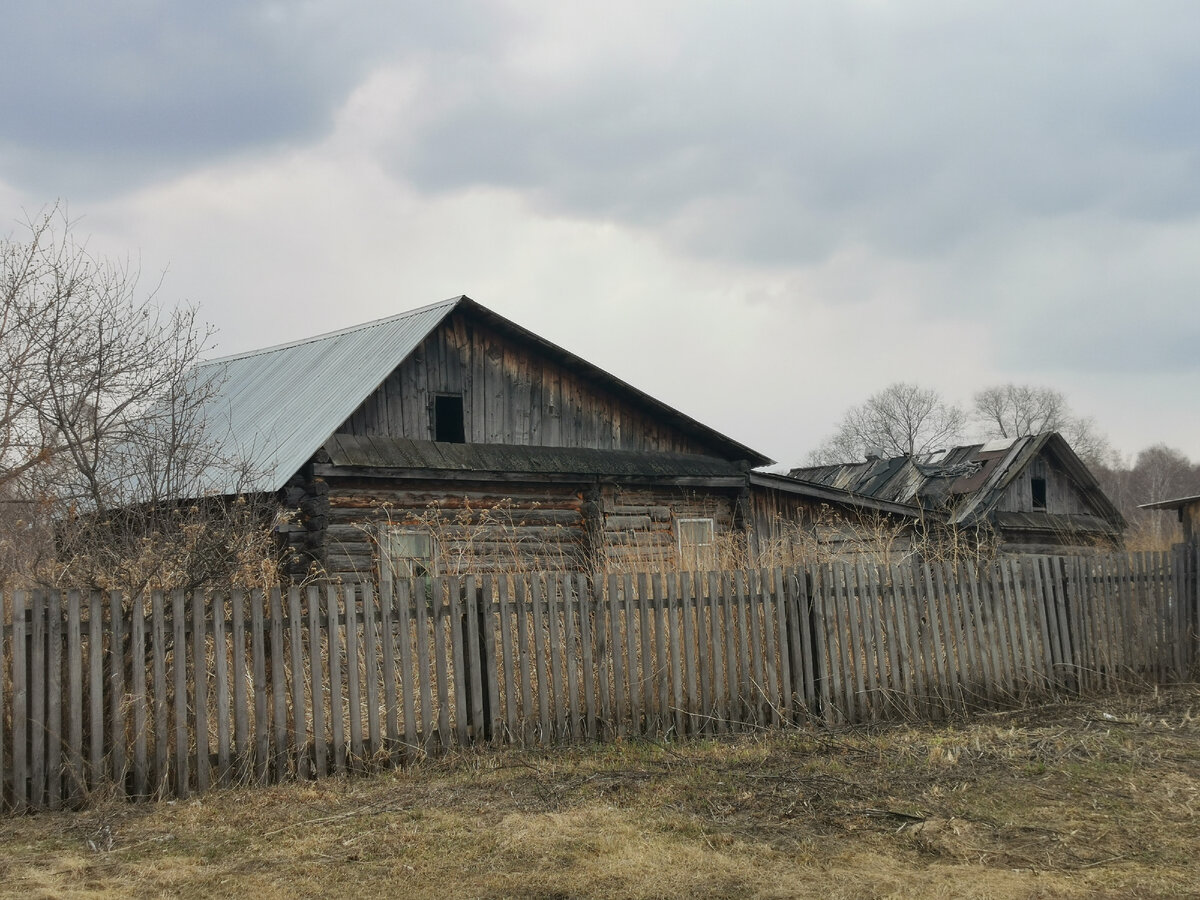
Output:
[
  {"xmin": 1138, "ymin": 494, "xmax": 1200, "ymax": 545},
  {"xmin": 787, "ymin": 433, "xmax": 1126, "ymax": 554}
]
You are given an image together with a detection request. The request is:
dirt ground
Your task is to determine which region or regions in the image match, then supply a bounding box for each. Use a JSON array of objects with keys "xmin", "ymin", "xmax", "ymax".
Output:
[{"xmin": 2, "ymin": 683, "xmax": 1198, "ymax": 899}]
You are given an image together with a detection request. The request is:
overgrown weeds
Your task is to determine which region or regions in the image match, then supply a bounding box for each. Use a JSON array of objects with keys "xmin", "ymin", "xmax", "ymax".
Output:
[{"xmin": 3, "ymin": 684, "xmax": 1197, "ymax": 899}]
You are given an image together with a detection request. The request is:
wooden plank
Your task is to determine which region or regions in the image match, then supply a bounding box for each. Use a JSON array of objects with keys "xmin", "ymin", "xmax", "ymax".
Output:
[
  {"xmin": 746, "ymin": 569, "xmax": 767, "ymax": 727},
  {"xmin": 512, "ymin": 575, "xmax": 535, "ymax": 744},
  {"xmin": 269, "ymin": 588, "xmax": 288, "ymax": 780},
  {"xmin": 30, "ymin": 591, "xmax": 46, "ymax": 808},
  {"xmin": 945, "ymin": 562, "xmax": 979, "ymax": 705},
  {"xmin": 12, "ymin": 592, "xmax": 27, "ymax": 810},
  {"xmin": 850, "ymin": 564, "xmax": 878, "ymax": 721},
  {"xmin": 653, "ymin": 574, "xmax": 670, "ymax": 736},
  {"xmin": 813, "ymin": 568, "xmax": 838, "ymax": 725},
  {"xmin": 930, "ymin": 564, "xmax": 963, "ymax": 711},
  {"xmin": 528, "ymin": 575, "xmax": 551, "ymax": 743},
  {"xmin": 885, "ymin": 565, "xmax": 917, "ymax": 717},
  {"xmin": 66, "ymin": 591, "xmax": 84, "ymax": 804},
  {"xmin": 873, "ymin": 565, "xmax": 904, "ymax": 719},
  {"xmin": 562, "ymin": 575, "xmax": 581, "ymax": 742},
  {"xmin": 393, "ymin": 580, "xmax": 417, "ymax": 761},
  {"xmin": 212, "ymin": 594, "xmax": 231, "ymax": 787},
  {"xmin": 915, "ymin": 563, "xmax": 947, "ymax": 714},
  {"xmin": 192, "ymin": 591, "xmax": 211, "ymax": 793},
  {"xmin": 1049, "ymin": 557, "xmax": 1077, "ymax": 690},
  {"xmin": 623, "ymin": 575, "xmax": 640, "ymax": 737},
  {"xmin": 791, "ymin": 569, "xmax": 817, "ymax": 719},
  {"xmin": 680, "ymin": 572, "xmax": 701, "ymax": 733},
  {"xmin": 986, "ymin": 563, "xmax": 1015, "ymax": 699},
  {"xmin": 482, "ymin": 575, "xmax": 502, "ymax": 744},
  {"xmin": 577, "ymin": 573, "xmax": 597, "ymax": 741},
  {"xmin": 667, "ymin": 574, "xmax": 685, "ymax": 737},
  {"xmin": 379, "ymin": 579, "xmax": 399, "ymax": 764},
  {"xmin": 545, "ymin": 575, "xmax": 566, "ymax": 742},
  {"xmin": 327, "ymin": 586, "xmax": 346, "ymax": 772},
  {"xmin": 344, "ymin": 585, "xmax": 365, "ymax": 765},
  {"xmin": 433, "ymin": 579, "xmax": 453, "ymax": 752},
  {"xmin": 894, "ymin": 564, "xmax": 925, "ymax": 717},
  {"xmin": 607, "ymin": 574, "xmax": 627, "ymax": 738},
  {"xmin": 229, "ymin": 591, "xmax": 249, "ymax": 784},
  {"xmin": 710, "ymin": 571, "xmax": 728, "ymax": 733},
  {"xmin": 721, "ymin": 573, "xmax": 741, "ymax": 730},
  {"xmin": 308, "ymin": 587, "xmax": 327, "ymax": 778},
  {"xmin": 1030, "ymin": 558, "xmax": 1062, "ymax": 691},
  {"xmin": 47, "ymin": 591, "xmax": 63, "ymax": 809},
  {"xmin": 86, "ymin": 592, "xmax": 103, "ymax": 793},
  {"xmin": 105, "ymin": 592, "xmax": 125, "ymax": 800},
  {"xmin": 172, "ymin": 590, "xmax": 190, "ymax": 797},
  {"xmin": 125, "ymin": 596, "xmax": 145, "ymax": 801},
  {"xmin": 835, "ymin": 563, "xmax": 864, "ymax": 722},
  {"xmin": 288, "ymin": 587, "xmax": 309, "ymax": 777},
  {"xmin": 463, "ymin": 575, "xmax": 485, "ymax": 743},
  {"xmin": 1004, "ymin": 558, "xmax": 1036, "ymax": 695},
  {"xmin": 732, "ymin": 570, "xmax": 753, "ymax": 726},
  {"xmin": 773, "ymin": 568, "xmax": 793, "ymax": 725},
  {"xmin": 996, "ymin": 560, "xmax": 1026, "ymax": 696},
  {"xmin": 497, "ymin": 576, "xmax": 517, "ymax": 741},
  {"xmin": 249, "ymin": 590, "xmax": 270, "ymax": 783},
  {"xmin": 363, "ymin": 584, "xmax": 382, "ymax": 763},
  {"xmin": 963, "ymin": 562, "xmax": 996, "ymax": 705},
  {"xmin": 757, "ymin": 569, "xmax": 780, "ymax": 726},
  {"xmin": 411, "ymin": 578, "xmax": 435, "ymax": 757},
  {"xmin": 592, "ymin": 574, "xmax": 611, "ymax": 739}
]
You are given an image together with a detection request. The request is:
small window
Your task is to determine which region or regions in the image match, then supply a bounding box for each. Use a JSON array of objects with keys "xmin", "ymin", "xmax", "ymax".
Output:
[
  {"xmin": 1031, "ymin": 477, "xmax": 1047, "ymax": 510},
  {"xmin": 433, "ymin": 394, "xmax": 465, "ymax": 443},
  {"xmin": 677, "ymin": 517, "xmax": 716, "ymax": 570},
  {"xmin": 380, "ymin": 527, "xmax": 436, "ymax": 583}
]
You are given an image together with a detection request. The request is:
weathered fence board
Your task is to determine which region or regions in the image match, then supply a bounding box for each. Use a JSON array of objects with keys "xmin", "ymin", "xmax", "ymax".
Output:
[{"xmin": 1, "ymin": 546, "xmax": 1196, "ymax": 812}]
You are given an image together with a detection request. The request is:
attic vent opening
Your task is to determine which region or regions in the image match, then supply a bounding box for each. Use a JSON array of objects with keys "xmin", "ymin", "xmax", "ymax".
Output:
[
  {"xmin": 1031, "ymin": 476, "xmax": 1047, "ymax": 510},
  {"xmin": 433, "ymin": 394, "xmax": 465, "ymax": 443}
]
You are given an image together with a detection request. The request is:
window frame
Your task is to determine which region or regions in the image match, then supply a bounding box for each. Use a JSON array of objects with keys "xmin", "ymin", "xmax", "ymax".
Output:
[
  {"xmin": 676, "ymin": 516, "xmax": 716, "ymax": 569},
  {"xmin": 378, "ymin": 525, "xmax": 437, "ymax": 584}
]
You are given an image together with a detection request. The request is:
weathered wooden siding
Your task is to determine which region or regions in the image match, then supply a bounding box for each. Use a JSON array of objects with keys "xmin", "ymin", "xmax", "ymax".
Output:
[
  {"xmin": 320, "ymin": 478, "xmax": 589, "ymax": 579},
  {"xmin": 997, "ymin": 453, "xmax": 1095, "ymax": 516},
  {"xmin": 597, "ymin": 485, "xmax": 738, "ymax": 569},
  {"xmin": 336, "ymin": 311, "xmax": 722, "ymax": 456}
]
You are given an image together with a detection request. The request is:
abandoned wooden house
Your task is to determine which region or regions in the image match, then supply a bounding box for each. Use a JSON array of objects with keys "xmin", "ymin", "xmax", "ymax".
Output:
[
  {"xmin": 189, "ymin": 295, "xmax": 899, "ymax": 581},
  {"xmin": 787, "ymin": 433, "xmax": 1126, "ymax": 554}
]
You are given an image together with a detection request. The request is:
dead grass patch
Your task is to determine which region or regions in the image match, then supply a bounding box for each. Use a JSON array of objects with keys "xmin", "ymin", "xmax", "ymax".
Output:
[{"xmin": 1, "ymin": 685, "xmax": 1197, "ymax": 899}]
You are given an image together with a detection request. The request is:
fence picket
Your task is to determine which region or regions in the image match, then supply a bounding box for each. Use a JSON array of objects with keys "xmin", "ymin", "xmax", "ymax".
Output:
[{"xmin": 3, "ymin": 552, "xmax": 1195, "ymax": 811}]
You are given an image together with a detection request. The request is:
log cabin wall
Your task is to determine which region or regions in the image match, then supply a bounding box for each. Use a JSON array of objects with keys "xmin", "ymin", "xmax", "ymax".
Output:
[
  {"xmin": 335, "ymin": 311, "xmax": 726, "ymax": 457},
  {"xmin": 596, "ymin": 485, "xmax": 738, "ymax": 570},
  {"xmin": 317, "ymin": 477, "xmax": 590, "ymax": 580}
]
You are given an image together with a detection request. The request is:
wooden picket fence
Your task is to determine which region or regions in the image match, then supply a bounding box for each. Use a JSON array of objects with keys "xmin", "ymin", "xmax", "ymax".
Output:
[{"xmin": 1, "ymin": 545, "xmax": 1196, "ymax": 812}]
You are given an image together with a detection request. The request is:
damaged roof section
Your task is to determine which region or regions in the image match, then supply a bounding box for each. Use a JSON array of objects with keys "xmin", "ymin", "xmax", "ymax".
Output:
[{"xmin": 786, "ymin": 432, "xmax": 1124, "ymax": 535}]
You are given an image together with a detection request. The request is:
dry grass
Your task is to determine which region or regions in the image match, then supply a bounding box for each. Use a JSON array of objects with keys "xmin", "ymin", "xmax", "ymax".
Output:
[{"xmin": 2, "ymin": 684, "xmax": 1198, "ymax": 899}]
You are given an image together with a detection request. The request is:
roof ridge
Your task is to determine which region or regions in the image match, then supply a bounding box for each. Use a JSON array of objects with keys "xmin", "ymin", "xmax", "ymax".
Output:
[{"xmin": 198, "ymin": 296, "xmax": 466, "ymax": 367}]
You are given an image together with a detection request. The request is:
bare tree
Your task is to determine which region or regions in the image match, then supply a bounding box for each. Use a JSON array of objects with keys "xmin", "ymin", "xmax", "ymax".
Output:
[
  {"xmin": 809, "ymin": 382, "xmax": 967, "ymax": 464},
  {"xmin": 0, "ymin": 204, "xmax": 282, "ymax": 592},
  {"xmin": 973, "ymin": 383, "xmax": 1113, "ymax": 465},
  {"xmin": 1094, "ymin": 444, "xmax": 1200, "ymax": 550}
]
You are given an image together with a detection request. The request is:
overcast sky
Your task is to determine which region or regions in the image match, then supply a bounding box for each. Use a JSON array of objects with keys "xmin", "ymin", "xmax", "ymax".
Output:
[{"xmin": 2, "ymin": 1, "xmax": 1198, "ymax": 466}]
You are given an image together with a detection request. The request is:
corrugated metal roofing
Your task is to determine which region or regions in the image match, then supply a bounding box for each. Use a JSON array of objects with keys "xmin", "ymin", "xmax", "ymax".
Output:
[
  {"xmin": 324, "ymin": 434, "xmax": 745, "ymax": 479},
  {"xmin": 192, "ymin": 297, "xmax": 460, "ymax": 494}
]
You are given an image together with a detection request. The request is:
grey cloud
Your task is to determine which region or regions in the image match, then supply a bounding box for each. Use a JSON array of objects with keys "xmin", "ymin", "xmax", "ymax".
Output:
[
  {"xmin": 387, "ymin": 2, "xmax": 1200, "ymax": 264},
  {"xmin": 0, "ymin": 1, "xmax": 496, "ymax": 197}
]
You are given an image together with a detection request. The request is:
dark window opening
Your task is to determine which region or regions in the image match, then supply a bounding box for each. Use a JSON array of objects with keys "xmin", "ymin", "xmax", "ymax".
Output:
[
  {"xmin": 1031, "ymin": 477, "xmax": 1047, "ymax": 510},
  {"xmin": 434, "ymin": 395, "xmax": 465, "ymax": 443}
]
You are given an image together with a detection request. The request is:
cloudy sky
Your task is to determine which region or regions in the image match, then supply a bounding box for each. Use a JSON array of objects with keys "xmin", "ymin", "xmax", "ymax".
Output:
[{"xmin": 2, "ymin": 1, "xmax": 1198, "ymax": 465}]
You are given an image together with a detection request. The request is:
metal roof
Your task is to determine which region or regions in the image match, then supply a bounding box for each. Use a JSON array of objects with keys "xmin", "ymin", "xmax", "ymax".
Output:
[
  {"xmin": 324, "ymin": 435, "xmax": 745, "ymax": 479},
  {"xmin": 192, "ymin": 297, "xmax": 460, "ymax": 494},
  {"xmin": 1139, "ymin": 493, "xmax": 1200, "ymax": 511},
  {"xmin": 186, "ymin": 295, "xmax": 769, "ymax": 496}
]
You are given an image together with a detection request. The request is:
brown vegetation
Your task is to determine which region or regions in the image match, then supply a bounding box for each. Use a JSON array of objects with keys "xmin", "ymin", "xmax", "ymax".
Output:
[{"xmin": 2, "ymin": 683, "xmax": 1196, "ymax": 899}]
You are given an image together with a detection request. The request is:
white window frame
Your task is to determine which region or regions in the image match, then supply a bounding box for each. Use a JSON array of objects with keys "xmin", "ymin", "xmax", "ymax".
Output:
[
  {"xmin": 676, "ymin": 517, "xmax": 716, "ymax": 569},
  {"xmin": 379, "ymin": 526, "xmax": 437, "ymax": 584}
]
